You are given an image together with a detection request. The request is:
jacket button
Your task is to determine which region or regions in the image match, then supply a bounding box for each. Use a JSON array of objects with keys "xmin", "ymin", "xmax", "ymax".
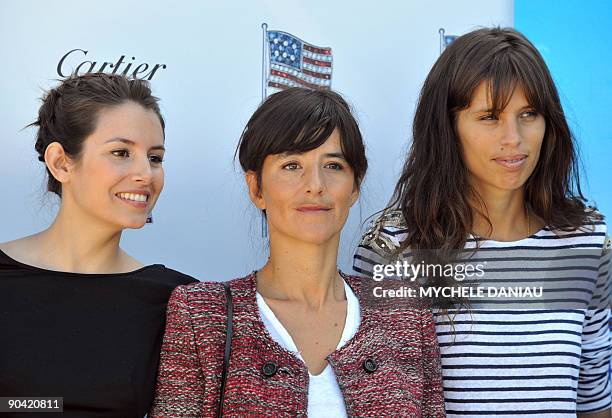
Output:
[
  {"xmin": 262, "ymin": 361, "xmax": 278, "ymax": 377},
  {"xmin": 363, "ymin": 358, "xmax": 378, "ymax": 373}
]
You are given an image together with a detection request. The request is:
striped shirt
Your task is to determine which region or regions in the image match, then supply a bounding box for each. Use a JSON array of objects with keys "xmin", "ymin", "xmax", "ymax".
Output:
[{"xmin": 353, "ymin": 210, "xmax": 611, "ymax": 416}]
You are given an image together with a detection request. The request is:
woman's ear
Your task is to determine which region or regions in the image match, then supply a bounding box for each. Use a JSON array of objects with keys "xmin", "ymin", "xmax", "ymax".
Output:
[
  {"xmin": 44, "ymin": 142, "xmax": 74, "ymax": 186},
  {"xmin": 246, "ymin": 171, "xmax": 266, "ymax": 210}
]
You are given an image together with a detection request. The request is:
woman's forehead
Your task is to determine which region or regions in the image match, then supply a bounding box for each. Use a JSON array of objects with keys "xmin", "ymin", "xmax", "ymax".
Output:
[{"xmin": 469, "ymin": 79, "xmax": 533, "ymax": 111}]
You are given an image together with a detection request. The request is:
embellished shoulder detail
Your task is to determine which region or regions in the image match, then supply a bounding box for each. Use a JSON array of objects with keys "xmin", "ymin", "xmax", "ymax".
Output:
[{"xmin": 359, "ymin": 210, "xmax": 408, "ymax": 258}]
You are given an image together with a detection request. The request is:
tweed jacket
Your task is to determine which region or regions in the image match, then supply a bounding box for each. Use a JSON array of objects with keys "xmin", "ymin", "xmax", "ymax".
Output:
[{"xmin": 150, "ymin": 272, "xmax": 445, "ymax": 417}]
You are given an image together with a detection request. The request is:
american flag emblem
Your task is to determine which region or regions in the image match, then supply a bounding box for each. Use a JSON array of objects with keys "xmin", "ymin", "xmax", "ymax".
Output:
[{"xmin": 266, "ymin": 30, "xmax": 332, "ymax": 90}]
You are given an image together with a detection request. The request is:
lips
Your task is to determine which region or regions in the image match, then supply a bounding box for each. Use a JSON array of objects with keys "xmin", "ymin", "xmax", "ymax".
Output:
[
  {"xmin": 493, "ymin": 155, "xmax": 527, "ymax": 170},
  {"xmin": 296, "ymin": 205, "xmax": 331, "ymax": 212}
]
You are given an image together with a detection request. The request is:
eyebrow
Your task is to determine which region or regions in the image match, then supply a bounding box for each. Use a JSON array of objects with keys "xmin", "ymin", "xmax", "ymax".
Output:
[
  {"xmin": 279, "ymin": 151, "xmax": 346, "ymax": 160},
  {"xmin": 324, "ymin": 152, "xmax": 347, "ymax": 160},
  {"xmin": 105, "ymin": 137, "xmax": 165, "ymax": 151},
  {"xmin": 474, "ymin": 105, "xmax": 534, "ymax": 113}
]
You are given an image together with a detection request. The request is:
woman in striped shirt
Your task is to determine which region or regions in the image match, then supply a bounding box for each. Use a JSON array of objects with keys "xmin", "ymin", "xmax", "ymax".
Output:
[{"xmin": 354, "ymin": 27, "xmax": 611, "ymax": 417}]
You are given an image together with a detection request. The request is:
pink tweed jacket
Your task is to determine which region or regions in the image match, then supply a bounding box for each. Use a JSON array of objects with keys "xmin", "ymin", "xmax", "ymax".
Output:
[{"xmin": 150, "ymin": 272, "xmax": 445, "ymax": 417}]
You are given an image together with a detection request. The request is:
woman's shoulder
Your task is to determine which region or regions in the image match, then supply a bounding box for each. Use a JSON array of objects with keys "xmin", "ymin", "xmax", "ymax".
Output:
[
  {"xmin": 0, "ymin": 235, "xmax": 40, "ymax": 267},
  {"xmin": 146, "ymin": 265, "xmax": 198, "ymax": 286},
  {"xmin": 170, "ymin": 273, "xmax": 255, "ymax": 307},
  {"xmin": 584, "ymin": 207, "xmax": 607, "ymax": 231},
  {"xmin": 582, "ymin": 207, "xmax": 608, "ymax": 248},
  {"xmin": 546, "ymin": 207, "xmax": 608, "ymax": 246}
]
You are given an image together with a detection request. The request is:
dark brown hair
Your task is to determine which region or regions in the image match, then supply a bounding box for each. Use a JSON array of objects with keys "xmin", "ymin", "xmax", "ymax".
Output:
[
  {"xmin": 30, "ymin": 72, "xmax": 164, "ymax": 196},
  {"xmin": 389, "ymin": 27, "xmax": 597, "ymax": 256},
  {"xmin": 236, "ymin": 87, "xmax": 367, "ymax": 192}
]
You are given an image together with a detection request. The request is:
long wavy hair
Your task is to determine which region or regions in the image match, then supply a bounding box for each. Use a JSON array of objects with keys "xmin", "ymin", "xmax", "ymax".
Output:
[{"xmin": 388, "ymin": 27, "xmax": 597, "ymax": 256}]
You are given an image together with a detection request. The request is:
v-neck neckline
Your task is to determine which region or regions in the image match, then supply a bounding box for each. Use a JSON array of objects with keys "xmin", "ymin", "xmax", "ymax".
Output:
[
  {"xmin": 242, "ymin": 271, "xmax": 372, "ymax": 376},
  {"xmin": 256, "ymin": 279, "xmax": 358, "ymax": 376}
]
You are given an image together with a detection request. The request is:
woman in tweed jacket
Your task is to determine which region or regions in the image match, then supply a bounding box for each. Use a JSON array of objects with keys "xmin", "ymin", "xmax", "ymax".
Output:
[{"xmin": 150, "ymin": 88, "xmax": 445, "ymax": 417}]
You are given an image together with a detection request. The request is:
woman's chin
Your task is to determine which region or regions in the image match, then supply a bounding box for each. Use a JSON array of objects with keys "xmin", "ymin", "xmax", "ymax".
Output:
[
  {"xmin": 288, "ymin": 229, "xmax": 341, "ymax": 246},
  {"xmin": 117, "ymin": 218, "xmax": 148, "ymax": 230}
]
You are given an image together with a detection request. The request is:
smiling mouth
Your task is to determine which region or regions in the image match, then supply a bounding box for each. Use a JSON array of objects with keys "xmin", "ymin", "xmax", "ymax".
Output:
[
  {"xmin": 116, "ymin": 192, "xmax": 149, "ymax": 203},
  {"xmin": 115, "ymin": 192, "xmax": 150, "ymax": 210}
]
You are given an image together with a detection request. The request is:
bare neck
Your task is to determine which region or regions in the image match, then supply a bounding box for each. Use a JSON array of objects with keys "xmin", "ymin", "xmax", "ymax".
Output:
[
  {"xmin": 257, "ymin": 232, "xmax": 344, "ymax": 310},
  {"xmin": 471, "ymin": 187, "xmax": 533, "ymax": 242},
  {"xmin": 2, "ymin": 200, "xmax": 139, "ymax": 274}
]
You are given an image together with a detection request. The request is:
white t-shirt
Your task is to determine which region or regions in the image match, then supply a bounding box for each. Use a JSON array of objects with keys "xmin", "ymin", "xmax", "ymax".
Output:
[{"xmin": 256, "ymin": 279, "xmax": 361, "ymax": 417}]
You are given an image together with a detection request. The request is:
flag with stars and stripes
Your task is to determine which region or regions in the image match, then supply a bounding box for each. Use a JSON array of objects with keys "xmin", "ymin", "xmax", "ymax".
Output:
[{"xmin": 266, "ymin": 30, "xmax": 332, "ymax": 91}]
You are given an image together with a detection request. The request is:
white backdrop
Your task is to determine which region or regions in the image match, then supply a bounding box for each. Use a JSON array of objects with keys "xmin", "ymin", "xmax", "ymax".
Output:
[{"xmin": 0, "ymin": 1, "xmax": 513, "ymax": 280}]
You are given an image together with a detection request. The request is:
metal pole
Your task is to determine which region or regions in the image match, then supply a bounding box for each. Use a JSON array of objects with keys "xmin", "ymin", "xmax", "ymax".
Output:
[
  {"xmin": 438, "ymin": 28, "xmax": 445, "ymax": 55},
  {"xmin": 260, "ymin": 24, "xmax": 269, "ymax": 238},
  {"xmin": 261, "ymin": 23, "xmax": 268, "ymax": 102}
]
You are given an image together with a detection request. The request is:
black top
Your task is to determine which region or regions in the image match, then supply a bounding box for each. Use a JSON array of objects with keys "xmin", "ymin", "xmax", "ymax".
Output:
[{"xmin": 0, "ymin": 249, "xmax": 197, "ymax": 418}]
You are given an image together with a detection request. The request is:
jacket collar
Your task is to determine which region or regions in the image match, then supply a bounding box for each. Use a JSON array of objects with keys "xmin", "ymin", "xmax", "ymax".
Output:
[{"xmin": 233, "ymin": 270, "xmax": 377, "ymax": 365}]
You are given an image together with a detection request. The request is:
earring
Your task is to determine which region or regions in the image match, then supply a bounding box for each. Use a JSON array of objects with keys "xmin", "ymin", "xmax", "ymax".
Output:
[
  {"xmin": 261, "ymin": 210, "xmax": 267, "ymax": 238},
  {"xmin": 146, "ymin": 213, "xmax": 154, "ymax": 224}
]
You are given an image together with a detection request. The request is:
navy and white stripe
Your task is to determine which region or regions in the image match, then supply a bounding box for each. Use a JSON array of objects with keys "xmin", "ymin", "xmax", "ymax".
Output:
[{"xmin": 354, "ymin": 212, "xmax": 611, "ymax": 416}]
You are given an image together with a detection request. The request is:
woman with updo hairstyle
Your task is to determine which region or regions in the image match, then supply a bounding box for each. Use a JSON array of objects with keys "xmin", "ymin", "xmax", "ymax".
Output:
[
  {"xmin": 151, "ymin": 87, "xmax": 445, "ymax": 417},
  {"xmin": 0, "ymin": 73, "xmax": 196, "ymax": 417},
  {"xmin": 354, "ymin": 28, "xmax": 611, "ymax": 416}
]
